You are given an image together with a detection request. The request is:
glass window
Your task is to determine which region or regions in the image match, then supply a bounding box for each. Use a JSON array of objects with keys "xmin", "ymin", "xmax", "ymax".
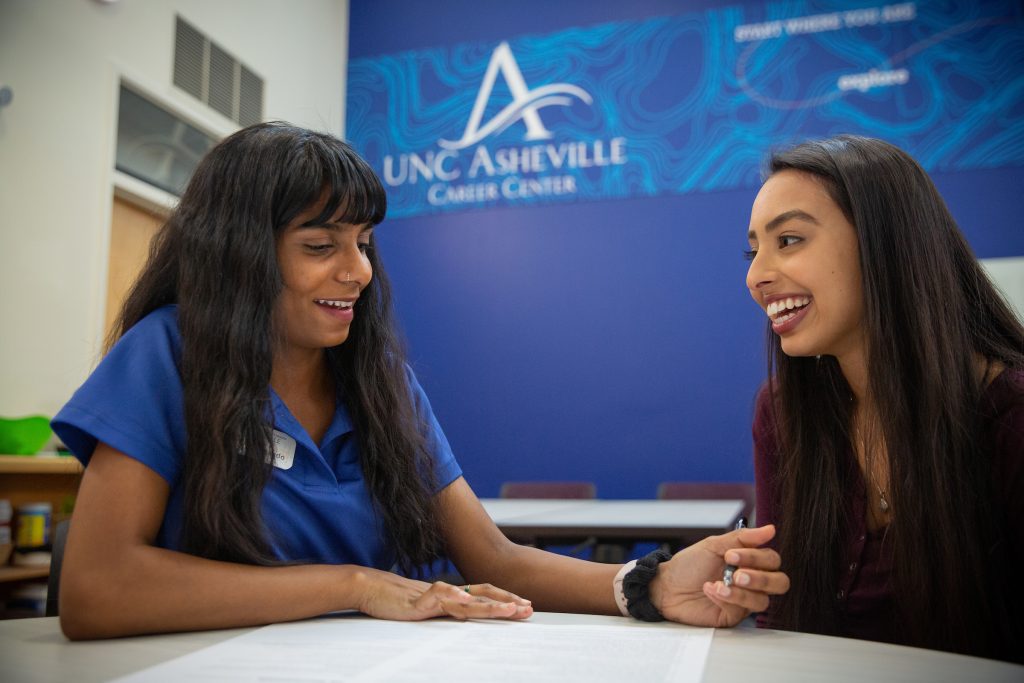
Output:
[{"xmin": 115, "ymin": 85, "xmax": 217, "ymax": 196}]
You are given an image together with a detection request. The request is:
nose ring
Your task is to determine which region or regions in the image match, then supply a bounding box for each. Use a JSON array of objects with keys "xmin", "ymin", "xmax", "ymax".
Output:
[{"xmin": 346, "ymin": 272, "xmax": 351, "ymax": 283}]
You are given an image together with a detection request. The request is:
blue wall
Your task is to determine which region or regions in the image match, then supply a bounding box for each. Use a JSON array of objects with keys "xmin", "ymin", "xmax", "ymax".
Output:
[{"xmin": 348, "ymin": 0, "xmax": 1024, "ymax": 498}]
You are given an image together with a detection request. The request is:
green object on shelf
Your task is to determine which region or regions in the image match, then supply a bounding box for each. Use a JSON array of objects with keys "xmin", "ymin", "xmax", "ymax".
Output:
[{"xmin": 0, "ymin": 415, "xmax": 52, "ymax": 455}]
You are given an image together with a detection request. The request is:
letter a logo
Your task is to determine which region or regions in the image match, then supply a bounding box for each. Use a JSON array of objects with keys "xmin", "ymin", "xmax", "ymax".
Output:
[{"xmin": 439, "ymin": 42, "xmax": 592, "ymax": 150}]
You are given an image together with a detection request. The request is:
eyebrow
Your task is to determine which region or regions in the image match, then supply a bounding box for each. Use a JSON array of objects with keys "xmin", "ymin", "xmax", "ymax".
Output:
[{"xmin": 747, "ymin": 209, "xmax": 819, "ymax": 241}]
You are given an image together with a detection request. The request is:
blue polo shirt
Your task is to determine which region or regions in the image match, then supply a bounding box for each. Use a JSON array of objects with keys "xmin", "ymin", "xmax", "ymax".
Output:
[{"xmin": 52, "ymin": 305, "xmax": 462, "ymax": 569}]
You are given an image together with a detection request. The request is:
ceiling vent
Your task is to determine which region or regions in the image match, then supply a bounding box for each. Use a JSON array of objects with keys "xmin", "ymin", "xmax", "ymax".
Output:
[{"xmin": 173, "ymin": 16, "xmax": 264, "ymax": 127}]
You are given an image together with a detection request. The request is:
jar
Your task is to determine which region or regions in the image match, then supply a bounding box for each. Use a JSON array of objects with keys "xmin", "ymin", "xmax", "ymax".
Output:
[{"xmin": 15, "ymin": 502, "xmax": 51, "ymax": 550}]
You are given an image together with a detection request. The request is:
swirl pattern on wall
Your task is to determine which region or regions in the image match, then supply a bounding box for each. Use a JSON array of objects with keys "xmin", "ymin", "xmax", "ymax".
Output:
[{"xmin": 347, "ymin": 0, "xmax": 1024, "ymax": 218}]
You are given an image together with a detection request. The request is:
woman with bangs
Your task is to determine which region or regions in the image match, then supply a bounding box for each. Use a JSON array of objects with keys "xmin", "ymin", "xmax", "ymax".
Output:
[
  {"xmin": 744, "ymin": 134, "xmax": 1024, "ymax": 662},
  {"xmin": 53, "ymin": 122, "xmax": 789, "ymax": 639}
]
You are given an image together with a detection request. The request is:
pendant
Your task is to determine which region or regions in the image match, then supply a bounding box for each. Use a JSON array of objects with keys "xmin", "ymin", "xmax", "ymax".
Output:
[{"xmin": 879, "ymin": 493, "xmax": 889, "ymax": 513}]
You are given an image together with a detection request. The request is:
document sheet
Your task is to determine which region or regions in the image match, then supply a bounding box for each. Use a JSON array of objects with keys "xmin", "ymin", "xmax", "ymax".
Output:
[{"xmin": 114, "ymin": 615, "xmax": 714, "ymax": 682}]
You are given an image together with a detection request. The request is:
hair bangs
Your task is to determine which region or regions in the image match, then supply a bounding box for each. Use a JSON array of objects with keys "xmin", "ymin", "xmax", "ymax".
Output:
[
  {"xmin": 307, "ymin": 135, "xmax": 387, "ymax": 228},
  {"xmin": 264, "ymin": 126, "xmax": 387, "ymax": 232}
]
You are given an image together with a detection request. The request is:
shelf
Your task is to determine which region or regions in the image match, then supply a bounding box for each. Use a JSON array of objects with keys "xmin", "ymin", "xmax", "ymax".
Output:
[
  {"xmin": 0, "ymin": 566, "xmax": 49, "ymax": 584},
  {"xmin": 0, "ymin": 455, "xmax": 83, "ymax": 474},
  {"xmin": 0, "ymin": 457, "xmax": 77, "ymax": 605}
]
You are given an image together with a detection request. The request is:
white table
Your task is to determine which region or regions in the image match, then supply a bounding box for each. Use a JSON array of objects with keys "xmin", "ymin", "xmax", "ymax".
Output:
[
  {"xmin": 480, "ymin": 498, "xmax": 745, "ymax": 546},
  {"xmin": 1, "ymin": 613, "xmax": 1019, "ymax": 682}
]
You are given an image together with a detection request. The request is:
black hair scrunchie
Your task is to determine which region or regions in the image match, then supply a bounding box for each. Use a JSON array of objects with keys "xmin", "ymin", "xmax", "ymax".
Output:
[{"xmin": 622, "ymin": 548, "xmax": 673, "ymax": 621}]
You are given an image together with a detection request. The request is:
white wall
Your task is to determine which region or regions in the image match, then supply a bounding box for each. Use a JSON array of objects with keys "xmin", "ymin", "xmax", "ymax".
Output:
[
  {"xmin": 0, "ymin": 0, "xmax": 349, "ymax": 417},
  {"xmin": 982, "ymin": 257, "xmax": 1024, "ymax": 325}
]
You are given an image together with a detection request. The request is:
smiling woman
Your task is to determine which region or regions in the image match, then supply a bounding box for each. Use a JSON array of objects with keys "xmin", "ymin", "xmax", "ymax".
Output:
[
  {"xmin": 274, "ymin": 212, "xmax": 373, "ymax": 354},
  {"xmin": 47, "ymin": 122, "xmax": 789, "ymax": 641},
  {"xmin": 746, "ymin": 171, "xmax": 865, "ymax": 362},
  {"xmin": 745, "ymin": 135, "xmax": 1024, "ymax": 663}
]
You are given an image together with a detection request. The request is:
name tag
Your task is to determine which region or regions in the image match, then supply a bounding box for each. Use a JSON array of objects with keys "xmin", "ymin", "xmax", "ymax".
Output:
[{"xmin": 269, "ymin": 430, "xmax": 296, "ymax": 470}]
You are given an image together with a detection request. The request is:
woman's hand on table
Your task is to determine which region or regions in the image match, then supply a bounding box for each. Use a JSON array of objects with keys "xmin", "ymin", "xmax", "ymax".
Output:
[
  {"xmin": 356, "ymin": 569, "xmax": 534, "ymax": 621},
  {"xmin": 649, "ymin": 524, "xmax": 789, "ymax": 627}
]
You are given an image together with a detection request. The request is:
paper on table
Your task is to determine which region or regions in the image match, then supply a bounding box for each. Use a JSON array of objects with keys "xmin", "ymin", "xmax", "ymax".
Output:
[{"xmin": 113, "ymin": 616, "xmax": 714, "ymax": 682}]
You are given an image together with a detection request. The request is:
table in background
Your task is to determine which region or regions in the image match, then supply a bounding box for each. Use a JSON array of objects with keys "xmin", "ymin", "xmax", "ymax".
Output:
[
  {"xmin": 1, "ymin": 614, "xmax": 1019, "ymax": 682},
  {"xmin": 480, "ymin": 498, "xmax": 745, "ymax": 548}
]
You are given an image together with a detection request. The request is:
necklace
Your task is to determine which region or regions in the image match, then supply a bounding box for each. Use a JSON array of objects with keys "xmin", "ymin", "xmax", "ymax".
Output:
[
  {"xmin": 854, "ymin": 423, "xmax": 891, "ymax": 514},
  {"xmin": 875, "ymin": 485, "xmax": 889, "ymax": 513}
]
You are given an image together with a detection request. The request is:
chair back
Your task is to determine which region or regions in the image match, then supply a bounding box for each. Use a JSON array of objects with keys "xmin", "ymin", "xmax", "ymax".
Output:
[
  {"xmin": 657, "ymin": 482, "xmax": 755, "ymax": 523},
  {"xmin": 499, "ymin": 481, "xmax": 596, "ymax": 499},
  {"xmin": 45, "ymin": 519, "xmax": 70, "ymax": 617}
]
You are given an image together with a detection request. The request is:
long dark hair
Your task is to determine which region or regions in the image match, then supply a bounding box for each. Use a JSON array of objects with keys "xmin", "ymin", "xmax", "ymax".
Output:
[
  {"xmin": 109, "ymin": 122, "xmax": 443, "ymax": 574},
  {"xmin": 761, "ymin": 135, "xmax": 1024, "ymax": 659}
]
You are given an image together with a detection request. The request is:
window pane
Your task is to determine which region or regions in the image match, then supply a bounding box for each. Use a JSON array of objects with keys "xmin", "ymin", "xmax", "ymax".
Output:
[{"xmin": 115, "ymin": 85, "xmax": 217, "ymax": 196}]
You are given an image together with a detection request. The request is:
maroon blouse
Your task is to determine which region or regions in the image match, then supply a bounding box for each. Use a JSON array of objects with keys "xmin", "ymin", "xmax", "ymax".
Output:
[{"xmin": 752, "ymin": 368, "xmax": 1024, "ymax": 649}]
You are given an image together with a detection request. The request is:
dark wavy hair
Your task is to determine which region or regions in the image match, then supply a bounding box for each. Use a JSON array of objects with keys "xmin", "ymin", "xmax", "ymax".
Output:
[
  {"xmin": 760, "ymin": 135, "xmax": 1024, "ymax": 660},
  {"xmin": 108, "ymin": 122, "xmax": 443, "ymax": 574}
]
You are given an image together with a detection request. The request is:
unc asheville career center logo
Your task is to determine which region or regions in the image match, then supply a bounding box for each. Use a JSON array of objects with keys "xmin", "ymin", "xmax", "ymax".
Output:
[{"xmin": 382, "ymin": 41, "xmax": 628, "ymax": 209}]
